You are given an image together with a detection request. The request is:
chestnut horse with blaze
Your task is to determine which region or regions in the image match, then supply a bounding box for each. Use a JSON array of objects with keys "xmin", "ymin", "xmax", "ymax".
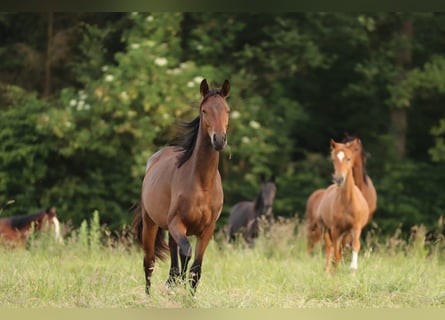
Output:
[
  {"xmin": 133, "ymin": 79, "xmax": 231, "ymax": 295},
  {"xmin": 317, "ymin": 140, "xmax": 369, "ymax": 273},
  {"xmin": 305, "ymin": 134, "xmax": 377, "ymax": 254}
]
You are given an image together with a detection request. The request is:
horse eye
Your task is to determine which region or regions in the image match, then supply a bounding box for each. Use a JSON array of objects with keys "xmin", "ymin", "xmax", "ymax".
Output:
[{"xmin": 202, "ymin": 109, "xmax": 207, "ymax": 114}]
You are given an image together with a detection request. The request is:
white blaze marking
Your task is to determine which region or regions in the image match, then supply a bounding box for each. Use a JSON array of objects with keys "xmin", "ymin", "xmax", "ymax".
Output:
[
  {"xmin": 350, "ymin": 251, "xmax": 358, "ymax": 270},
  {"xmin": 336, "ymin": 151, "xmax": 345, "ymax": 161},
  {"xmin": 52, "ymin": 217, "xmax": 61, "ymax": 242}
]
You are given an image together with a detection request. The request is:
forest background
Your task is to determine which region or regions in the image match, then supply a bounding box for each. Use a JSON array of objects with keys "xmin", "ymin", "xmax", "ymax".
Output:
[{"xmin": 1, "ymin": 12, "xmax": 445, "ymax": 236}]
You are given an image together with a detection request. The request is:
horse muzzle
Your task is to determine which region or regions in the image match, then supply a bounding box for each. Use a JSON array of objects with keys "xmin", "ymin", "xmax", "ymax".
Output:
[
  {"xmin": 211, "ymin": 133, "xmax": 227, "ymax": 151},
  {"xmin": 333, "ymin": 174, "xmax": 345, "ymax": 186}
]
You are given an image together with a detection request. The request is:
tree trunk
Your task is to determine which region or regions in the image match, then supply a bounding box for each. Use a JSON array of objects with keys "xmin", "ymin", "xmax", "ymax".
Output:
[
  {"xmin": 390, "ymin": 18, "xmax": 413, "ymax": 160},
  {"xmin": 44, "ymin": 12, "xmax": 53, "ymax": 97}
]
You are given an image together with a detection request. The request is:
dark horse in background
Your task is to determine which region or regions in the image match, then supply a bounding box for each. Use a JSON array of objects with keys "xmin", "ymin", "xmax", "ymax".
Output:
[
  {"xmin": 132, "ymin": 79, "xmax": 231, "ymax": 295},
  {"xmin": 227, "ymin": 176, "xmax": 277, "ymax": 246},
  {"xmin": 0, "ymin": 207, "xmax": 61, "ymax": 247}
]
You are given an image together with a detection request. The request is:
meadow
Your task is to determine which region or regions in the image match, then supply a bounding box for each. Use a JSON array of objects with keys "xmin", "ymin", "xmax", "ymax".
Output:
[{"xmin": 0, "ymin": 213, "xmax": 444, "ymax": 308}]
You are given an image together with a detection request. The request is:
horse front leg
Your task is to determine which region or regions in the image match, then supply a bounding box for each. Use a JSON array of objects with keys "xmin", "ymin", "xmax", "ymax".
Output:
[
  {"xmin": 168, "ymin": 217, "xmax": 193, "ymax": 282},
  {"xmin": 350, "ymin": 227, "xmax": 362, "ymax": 273},
  {"xmin": 189, "ymin": 223, "xmax": 216, "ymax": 294},
  {"xmin": 323, "ymin": 227, "xmax": 334, "ymax": 274},
  {"xmin": 166, "ymin": 232, "xmax": 180, "ymax": 287}
]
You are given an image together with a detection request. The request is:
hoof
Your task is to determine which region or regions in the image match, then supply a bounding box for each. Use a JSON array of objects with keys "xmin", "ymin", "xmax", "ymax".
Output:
[{"xmin": 350, "ymin": 267, "xmax": 357, "ymax": 276}]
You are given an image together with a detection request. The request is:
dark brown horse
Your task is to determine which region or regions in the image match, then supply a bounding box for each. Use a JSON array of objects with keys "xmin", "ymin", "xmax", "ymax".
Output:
[
  {"xmin": 227, "ymin": 176, "xmax": 277, "ymax": 246},
  {"xmin": 317, "ymin": 140, "xmax": 369, "ymax": 274},
  {"xmin": 133, "ymin": 79, "xmax": 231, "ymax": 295},
  {"xmin": 305, "ymin": 134, "xmax": 377, "ymax": 254},
  {"xmin": 0, "ymin": 207, "xmax": 61, "ymax": 247}
]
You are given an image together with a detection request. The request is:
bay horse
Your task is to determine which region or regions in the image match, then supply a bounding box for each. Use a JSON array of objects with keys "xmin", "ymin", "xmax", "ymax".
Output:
[
  {"xmin": 0, "ymin": 207, "xmax": 61, "ymax": 247},
  {"xmin": 305, "ymin": 133, "xmax": 377, "ymax": 254},
  {"xmin": 132, "ymin": 79, "xmax": 231, "ymax": 295},
  {"xmin": 317, "ymin": 140, "xmax": 369, "ymax": 273},
  {"xmin": 226, "ymin": 176, "xmax": 277, "ymax": 246}
]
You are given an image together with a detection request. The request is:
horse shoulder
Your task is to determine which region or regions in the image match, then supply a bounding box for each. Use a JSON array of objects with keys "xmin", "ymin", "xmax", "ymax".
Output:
[{"xmin": 352, "ymin": 185, "xmax": 369, "ymax": 223}]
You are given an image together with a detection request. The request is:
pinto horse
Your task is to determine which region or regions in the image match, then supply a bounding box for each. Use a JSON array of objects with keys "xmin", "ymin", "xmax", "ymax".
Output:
[
  {"xmin": 132, "ymin": 79, "xmax": 231, "ymax": 295},
  {"xmin": 317, "ymin": 140, "xmax": 369, "ymax": 273},
  {"xmin": 305, "ymin": 134, "xmax": 377, "ymax": 254},
  {"xmin": 227, "ymin": 176, "xmax": 277, "ymax": 246},
  {"xmin": 0, "ymin": 207, "xmax": 61, "ymax": 247}
]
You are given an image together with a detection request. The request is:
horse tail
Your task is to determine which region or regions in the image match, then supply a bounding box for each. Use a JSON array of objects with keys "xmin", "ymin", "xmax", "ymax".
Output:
[
  {"xmin": 154, "ymin": 229, "xmax": 169, "ymax": 261},
  {"xmin": 131, "ymin": 204, "xmax": 143, "ymax": 245}
]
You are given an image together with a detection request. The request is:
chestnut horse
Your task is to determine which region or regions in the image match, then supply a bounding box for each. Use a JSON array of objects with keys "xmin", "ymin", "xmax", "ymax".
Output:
[
  {"xmin": 0, "ymin": 207, "xmax": 61, "ymax": 247},
  {"xmin": 133, "ymin": 79, "xmax": 231, "ymax": 295},
  {"xmin": 317, "ymin": 140, "xmax": 369, "ymax": 273},
  {"xmin": 227, "ymin": 176, "xmax": 277, "ymax": 246},
  {"xmin": 305, "ymin": 134, "xmax": 377, "ymax": 254}
]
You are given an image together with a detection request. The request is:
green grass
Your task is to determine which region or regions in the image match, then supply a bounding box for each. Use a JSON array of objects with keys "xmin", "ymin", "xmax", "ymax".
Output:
[{"xmin": 0, "ymin": 215, "xmax": 444, "ymax": 308}]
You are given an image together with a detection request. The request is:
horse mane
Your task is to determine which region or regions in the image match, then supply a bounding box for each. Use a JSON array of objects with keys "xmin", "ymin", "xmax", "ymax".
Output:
[
  {"xmin": 342, "ymin": 133, "xmax": 368, "ymax": 185},
  {"xmin": 8, "ymin": 210, "xmax": 46, "ymax": 230},
  {"xmin": 173, "ymin": 116, "xmax": 201, "ymax": 168},
  {"xmin": 173, "ymin": 90, "xmax": 223, "ymax": 168},
  {"xmin": 253, "ymin": 189, "xmax": 264, "ymax": 215}
]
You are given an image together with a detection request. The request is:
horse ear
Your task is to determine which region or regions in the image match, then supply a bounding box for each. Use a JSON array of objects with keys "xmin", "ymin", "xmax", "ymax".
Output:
[
  {"xmin": 220, "ymin": 80, "xmax": 230, "ymax": 97},
  {"xmin": 330, "ymin": 139, "xmax": 336, "ymax": 149},
  {"xmin": 200, "ymin": 79, "xmax": 209, "ymax": 98}
]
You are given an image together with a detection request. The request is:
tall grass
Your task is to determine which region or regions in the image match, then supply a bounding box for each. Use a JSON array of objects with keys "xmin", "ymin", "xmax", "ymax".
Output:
[{"xmin": 0, "ymin": 213, "xmax": 444, "ymax": 307}]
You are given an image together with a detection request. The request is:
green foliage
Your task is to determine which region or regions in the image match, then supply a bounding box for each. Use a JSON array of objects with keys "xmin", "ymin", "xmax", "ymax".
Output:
[
  {"xmin": 0, "ymin": 84, "xmax": 52, "ymax": 214},
  {"xmin": 2, "ymin": 13, "xmax": 445, "ymax": 235}
]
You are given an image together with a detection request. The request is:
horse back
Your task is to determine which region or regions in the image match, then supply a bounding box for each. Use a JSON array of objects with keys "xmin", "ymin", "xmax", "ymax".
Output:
[
  {"xmin": 0, "ymin": 218, "xmax": 26, "ymax": 246},
  {"xmin": 228, "ymin": 201, "xmax": 254, "ymax": 233},
  {"xmin": 141, "ymin": 147, "xmax": 179, "ymax": 228},
  {"xmin": 362, "ymin": 175, "xmax": 377, "ymax": 218}
]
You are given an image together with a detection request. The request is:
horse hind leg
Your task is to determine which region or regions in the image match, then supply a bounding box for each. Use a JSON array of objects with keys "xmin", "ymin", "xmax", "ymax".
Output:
[
  {"xmin": 140, "ymin": 216, "xmax": 160, "ymax": 295},
  {"xmin": 227, "ymin": 224, "xmax": 236, "ymax": 243}
]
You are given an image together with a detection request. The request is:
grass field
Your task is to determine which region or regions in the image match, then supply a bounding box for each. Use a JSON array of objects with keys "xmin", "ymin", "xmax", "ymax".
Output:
[{"xmin": 0, "ymin": 214, "xmax": 444, "ymax": 308}]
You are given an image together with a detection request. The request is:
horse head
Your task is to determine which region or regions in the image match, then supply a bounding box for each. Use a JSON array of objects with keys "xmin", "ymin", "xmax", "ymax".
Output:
[
  {"xmin": 41, "ymin": 207, "xmax": 62, "ymax": 242},
  {"xmin": 343, "ymin": 133, "xmax": 368, "ymax": 184},
  {"xmin": 199, "ymin": 79, "xmax": 230, "ymax": 151},
  {"xmin": 256, "ymin": 176, "xmax": 277, "ymax": 217},
  {"xmin": 330, "ymin": 139, "xmax": 354, "ymax": 187}
]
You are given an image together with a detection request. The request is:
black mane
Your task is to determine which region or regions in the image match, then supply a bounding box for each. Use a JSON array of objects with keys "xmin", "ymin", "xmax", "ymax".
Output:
[
  {"xmin": 172, "ymin": 90, "xmax": 222, "ymax": 168},
  {"xmin": 8, "ymin": 210, "xmax": 46, "ymax": 230},
  {"xmin": 173, "ymin": 116, "xmax": 201, "ymax": 168}
]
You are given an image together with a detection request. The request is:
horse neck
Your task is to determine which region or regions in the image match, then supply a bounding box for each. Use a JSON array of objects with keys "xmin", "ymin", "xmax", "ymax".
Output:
[
  {"xmin": 190, "ymin": 127, "xmax": 220, "ymax": 188},
  {"xmin": 352, "ymin": 154, "xmax": 366, "ymax": 191},
  {"xmin": 339, "ymin": 168, "xmax": 356, "ymax": 202},
  {"xmin": 253, "ymin": 192, "xmax": 263, "ymax": 217}
]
